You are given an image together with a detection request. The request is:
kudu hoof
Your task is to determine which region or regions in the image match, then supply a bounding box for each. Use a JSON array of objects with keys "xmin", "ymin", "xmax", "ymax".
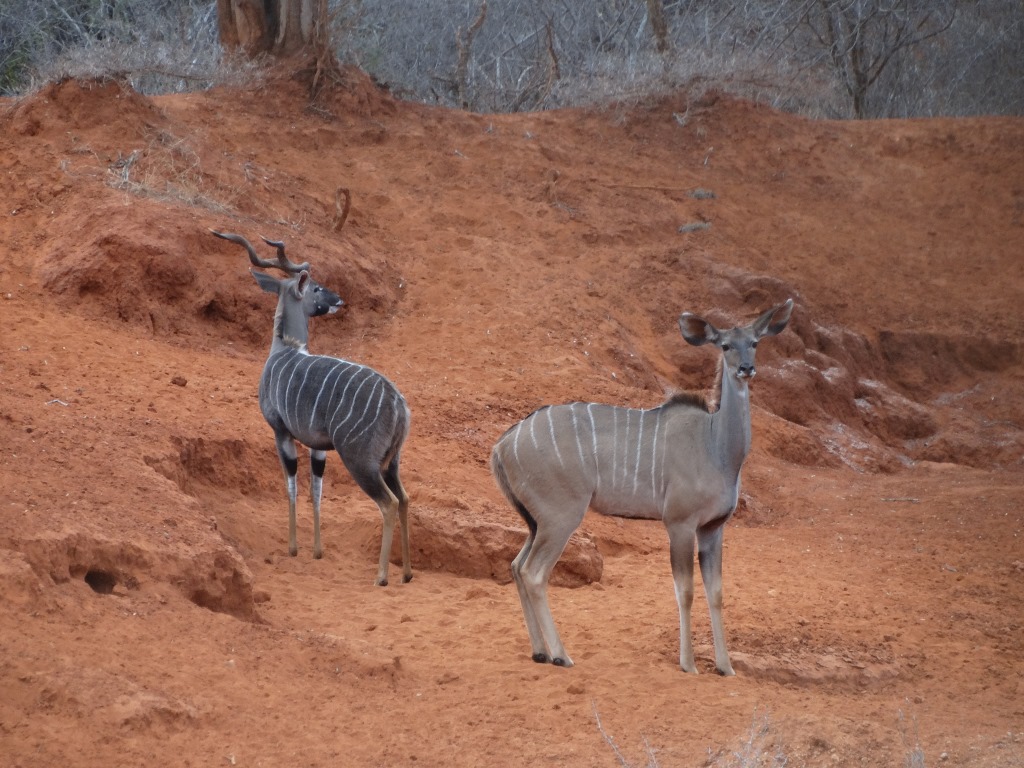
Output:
[
  {"xmin": 531, "ymin": 652, "xmax": 550, "ymax": 664},
  {"xmin": 402, "ymin": 574, "xmax": 413, "ymax": 584},
  {"xmin": 551, "ymin": 657, "xmax": 573, "ymax": 668}
]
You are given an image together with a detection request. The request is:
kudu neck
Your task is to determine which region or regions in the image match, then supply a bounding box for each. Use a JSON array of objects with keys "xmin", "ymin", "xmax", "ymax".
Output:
[
  {"xmin": 709, "ymin": 358, "xmax": 752, "ymax": 477},
  {"xmin": 269, "ymin": 296, "xmax": 310, "ymax": 356}
]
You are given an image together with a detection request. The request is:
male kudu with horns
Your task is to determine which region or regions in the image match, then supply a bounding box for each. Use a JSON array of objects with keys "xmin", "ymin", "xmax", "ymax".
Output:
[
  {"xmin": 491, "ymin": 300, "xmax": 794, "ymax": 672},
  {"xmin": 212, "ymin": 230, "xmax": 412, "ymax": 586}
]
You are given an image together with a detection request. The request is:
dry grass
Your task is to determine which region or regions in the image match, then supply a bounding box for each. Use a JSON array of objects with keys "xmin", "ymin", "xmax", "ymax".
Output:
[
  {"xmin": 5, "ymin": 0, "xmax": 1020, "ymax": 117},
  {"xmin": 593, "ymin": 701, "xmax": 661, "ymax": 768},
  {"xmin": 107, "ymin": 128, "xmax": 238, "ymax": 214},
  {"xmin": 899, "ymin": 708, "xmax": 927, "ymax": 768},
  {"xmin": 594, "ymin": 703, "xmax": 791, "ymax": 768},
  {"xmin": 704, "ymin": 709, "xmax": 789, "ymax": 768}
]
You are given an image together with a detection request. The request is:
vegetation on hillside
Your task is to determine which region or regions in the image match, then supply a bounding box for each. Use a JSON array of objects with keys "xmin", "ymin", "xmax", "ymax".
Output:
[{"xmin": 1, "ymin": 0, "xmax": 1021, "ymax": 118}]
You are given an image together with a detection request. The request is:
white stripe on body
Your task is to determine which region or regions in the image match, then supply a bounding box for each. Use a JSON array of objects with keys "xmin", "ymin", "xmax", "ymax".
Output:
[
  {"xmin": 328, "ymin": 366, "xmax": 370, "ymax": 428},
  {"xmin": 335, "ymin": 370, "xmax": 374, "ymax": 432},
  {"xmin": 344, "ymin": 378, "xmax": 385, "ymax": 445},
  {"xmin": 570, "ymin": 407, "xmax": 587, "ymax": 472},
  {"xmin": 610, "ymin": 407, "xmax": 619, "ymax": 488},
  {"xmin": 309, "ymin": 360, "xmax": 352, "ymax": 431},
  {"xmin": 545, "ymin": 408, "xmax": 566, "ymax": 470},
  {"xmin": 264, "ymin": 352, "xmax": 291, "ymax": 408},
  {"xmin": 290, "ymin": 358, "xmax": 316, "ymax": 422},
  {"xmin": 275, "ymin": 353, "xmax": 302, "ymax": 410},
  {"xmin": 510, "ymin": 422, "xmax": 525, "ymax": 470},
  {"xmin": 621, "ymin": 409, "xmax": 633, "ymax": 493},
  {"xmin": 586, "ymin": 404, "xmax": 600, "ymax": 493},
  {"xmin": 632, "ymin": 410, "xmax": 645, "ymax": 495},
  {"xmin": 650, "ymin": 410, "xmax": 661, "ymax": 502}
]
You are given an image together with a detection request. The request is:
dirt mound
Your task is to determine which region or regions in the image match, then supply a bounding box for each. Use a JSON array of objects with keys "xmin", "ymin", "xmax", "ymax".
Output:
[
  {"xmin": 6, "ymin": 77, "xmax": 167, "ymax": 138},
  {"xmin": 397, "ymin": 509, "xmax": 603, "ymax": 587},
  {"xmin": 32, "ymin": 198, "xmax": 404, "ymax": 348},
  {"xmin": 144, "ymin": 436, "xmax": 279, "ymax": 496},
  {"xmin": 12, "ymin": 529, "xmax": 257, "ymax": 621}
]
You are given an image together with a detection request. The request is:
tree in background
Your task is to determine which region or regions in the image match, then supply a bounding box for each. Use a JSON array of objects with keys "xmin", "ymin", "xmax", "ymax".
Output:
[
  {"xmin": 217, "ymin": 0, "xmax": 326, "ymax": 55},
  {"xmin": 217, "ymin": 0, "xmax": 346, "ymax": 99},
  {"xmin": 0, "ymin": 0, "xmax": 221, "ymax": 96},
  {"xmin": 644, "ymin": 0, "xmax": 670, "ymax": 54},
  {"xmin": 1, "ymin": 0, "xmax": 1018, "ymax": 117},
  {"xmin": 801, "ymin": 0, "xmax": 958, "ymax": 118}
]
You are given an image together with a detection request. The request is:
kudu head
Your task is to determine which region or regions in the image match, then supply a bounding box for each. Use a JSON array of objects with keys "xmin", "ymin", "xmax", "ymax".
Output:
[
  {"xmin": 678, "ymin": 299, "xmax": 793, "ymax": 382},
  {"xmin": 211, "ymin": 230, "xmax": 343, "ymax": 347}
]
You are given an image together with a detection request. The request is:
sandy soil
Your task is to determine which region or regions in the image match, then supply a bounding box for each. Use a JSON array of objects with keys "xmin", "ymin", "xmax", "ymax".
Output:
[{"xmin": 0, "ymin": 69, "xmax": 1022, "ymax": 767}]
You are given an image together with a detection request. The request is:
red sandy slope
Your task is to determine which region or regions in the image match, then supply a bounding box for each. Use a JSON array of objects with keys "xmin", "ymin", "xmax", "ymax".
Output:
[{"xmin": 0, "ymin": 72, "xmax": 1022, "ymax": 766}]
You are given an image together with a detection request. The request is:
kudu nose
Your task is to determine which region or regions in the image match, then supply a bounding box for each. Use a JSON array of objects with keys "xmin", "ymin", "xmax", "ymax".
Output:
[{"xmin": 737, "ymin": 364, "xmax": 756, "ymax": 379}]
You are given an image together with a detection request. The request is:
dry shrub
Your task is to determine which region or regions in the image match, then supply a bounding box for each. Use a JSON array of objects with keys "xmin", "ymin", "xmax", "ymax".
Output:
[{"xmin": 2, "ymin": 0, "xmax": 1021, "ymax": 117}]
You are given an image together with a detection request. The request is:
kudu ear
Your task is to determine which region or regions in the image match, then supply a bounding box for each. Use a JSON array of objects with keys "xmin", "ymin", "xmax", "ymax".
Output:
[
  {"xmin": 251, "ymin": 268, "xmax": 282, "ymax": 295},
  {"xmin": 291, "ymin": 271, "xmax": 311, "ymax": 299},
  {"xmin": 679, "ymin": 313, "xmax": 720, "ymax": 346},
  {"xmin": 753, "ymin": 298, "xmax": 794, "ymax": 338}
]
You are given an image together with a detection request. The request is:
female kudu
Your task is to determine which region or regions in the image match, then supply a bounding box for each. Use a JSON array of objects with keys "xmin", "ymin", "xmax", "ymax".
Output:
[{"xmin": 491, "ymin": 300, "xmax": 793, "ymax": 672}]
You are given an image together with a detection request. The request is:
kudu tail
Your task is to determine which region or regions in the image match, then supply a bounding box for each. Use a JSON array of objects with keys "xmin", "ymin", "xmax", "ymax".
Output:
[
  {"xmin": 381, "ymin": 399, "xmax": 411, "ymax": 470},
  {"xmin": 490, "ymin": 447, "xmax": 538, "ymax": 539}
]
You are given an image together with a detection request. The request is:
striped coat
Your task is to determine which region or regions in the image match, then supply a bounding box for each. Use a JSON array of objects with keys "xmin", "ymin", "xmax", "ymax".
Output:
[
  {"xmin": 489, "ymin": 299, "xmax": 793, "ymax": 672},
  {"xmin": 259, "ymin": 344, "xmax": 409, "ymax": 464},
  {"xmin": 212, "ymin": 228, "xmax": 412, "ymax": 581},
  {"xmin": 492, "ymin": 393, "xmax": 740, "ymax": 526}
]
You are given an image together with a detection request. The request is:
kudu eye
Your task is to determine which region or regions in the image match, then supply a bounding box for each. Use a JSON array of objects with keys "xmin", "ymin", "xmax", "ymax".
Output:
[
  {"xmin": 752, "ymin": 341, "xmax": 758, "ymax": 348},
  {"xmin": 721, "ymin": 343, "xmax": 730, "ymax": 351}
]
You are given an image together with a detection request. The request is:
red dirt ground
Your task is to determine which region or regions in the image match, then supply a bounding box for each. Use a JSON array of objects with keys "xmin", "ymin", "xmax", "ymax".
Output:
[{"xmin": 1, "ymin": 69, "xmax": 1022, "ymax": 767}]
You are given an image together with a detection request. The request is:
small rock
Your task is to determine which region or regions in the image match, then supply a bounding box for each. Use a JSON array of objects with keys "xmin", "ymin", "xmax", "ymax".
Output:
[{"xmin": 171, "ymin": 376, "xmax": 188, "ymax": 387}]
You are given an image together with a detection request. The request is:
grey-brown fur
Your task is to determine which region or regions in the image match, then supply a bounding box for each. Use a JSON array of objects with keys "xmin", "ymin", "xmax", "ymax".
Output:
[
  {"xmin": 491, "ymin": 300, "xmax": 793, "ymax": 672},
  {"xmin": 212, "ymin": 230, "xmax": 412, "ymax": 585}
]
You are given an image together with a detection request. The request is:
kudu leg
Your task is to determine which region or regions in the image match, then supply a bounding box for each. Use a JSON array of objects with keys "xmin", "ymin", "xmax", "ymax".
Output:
[
  {"xmin": 518, "ymin": 513, "xmax": 583, "ymax": 667},
  {"xmin": 372, "ymin": 491, "xmax": 400, "ymax": 587},
  {"xmin": 667, "ymin": 523, "xmax": 698, "ymax": 673},
  {"xmin": 395, "ymin": 493, "xmax": 412, "ymax": 584},
  {"xmin": 344, "ymin": 455, "xmax": 402, "ymax": 586},
  {"xmin": 310, "ymin": 450, "xmax": 328, "ymax": 560},
  {"xmin": 383, "ymin": 458, "xmax": 413, "ymax": 583},
  {"xmin": 510, "ymin": 534, "xmax": 549, "ymax": 663},
  {"xmin": 275, "ymin": 434, "xmax": 300, "ymax": 557},
  {"xmin": 698, "ymin": 522, "xmax": 735, "ymax": 676}
]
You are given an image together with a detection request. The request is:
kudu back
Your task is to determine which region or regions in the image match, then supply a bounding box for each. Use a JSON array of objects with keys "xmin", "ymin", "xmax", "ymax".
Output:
[
  {"xmin": 212, "ymin": 230, "xmax": 412, "ymax": 586},
  {"xmin": 491, "ymin": 299, "xmax": 793, "ymax": 671}
]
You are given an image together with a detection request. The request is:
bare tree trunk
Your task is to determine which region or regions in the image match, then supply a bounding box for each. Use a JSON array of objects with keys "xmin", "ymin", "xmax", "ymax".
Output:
[
  {"xmin": 455, "ymin": 1, "xmax": 487, "ymax": 109},
  {"xmin": 217, "ymin": 0, "xmax": 319, "ymax": 56},
  {"xmin": 274, "ymin": 0, "xmax": 316, "ymax": 55},
  {"xmin": 645, "ymin": 0, "xmax": 670, "ymax": 54},
  {"xmin": 217, "ymin": 0, "xmax": 272, "ymax": 54}
]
